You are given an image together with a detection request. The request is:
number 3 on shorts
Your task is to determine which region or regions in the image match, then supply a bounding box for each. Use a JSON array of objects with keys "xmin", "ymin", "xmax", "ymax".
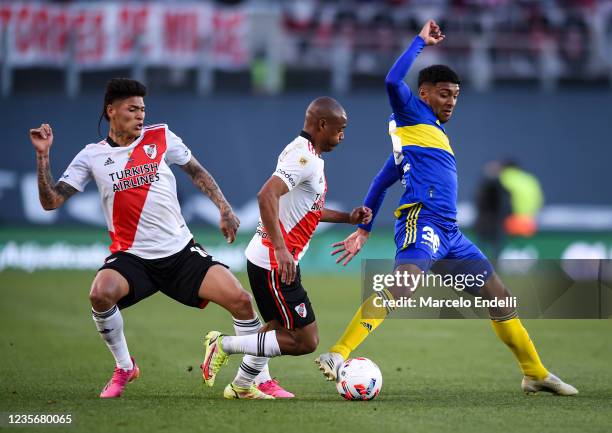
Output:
[{"xmin": 421, "ymin": 226, "xmax": 440, "ymax": 254}]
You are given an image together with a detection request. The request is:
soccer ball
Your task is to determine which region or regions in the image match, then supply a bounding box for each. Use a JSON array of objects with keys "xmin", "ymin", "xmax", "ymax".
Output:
[{"xmin": 336, "ymin": 357, "xmax": 382, "ymax": 401}]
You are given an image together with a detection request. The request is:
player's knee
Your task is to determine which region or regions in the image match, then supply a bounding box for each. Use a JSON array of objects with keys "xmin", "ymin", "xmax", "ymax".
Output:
[
  {"xmin": 230, "ymin": 289, "xmax": 253, "ymax": 316},
  {"xmin": 89, "ymin": 285, "xmax": 113, "ymax": 312},
  {"xmin": 297, "ymin": 332, "xmax": 318, "ymax": 355},
  {"xmin": 304, "ymin": 334, "xmax": 319, "ymax": 354},
  {"xmin": 89, "ymin": 277, "xmax": 123, "ymax": 310}
]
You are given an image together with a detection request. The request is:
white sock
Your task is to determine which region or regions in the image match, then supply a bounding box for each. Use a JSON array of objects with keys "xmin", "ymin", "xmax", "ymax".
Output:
[
  {"xmin": 231, "ymin": 316, "xmax": 270, "ymax": 388},
  {"xmin": 92, "ymin": 305, "xmax": 133, "ymax": 371},
  {"xmin": 221, "ymin": 330, "xmax": 281, "ymax": 358},
  {"xmin": 254, "ymin": 363, "xmax": 272, "ymax": 385}
]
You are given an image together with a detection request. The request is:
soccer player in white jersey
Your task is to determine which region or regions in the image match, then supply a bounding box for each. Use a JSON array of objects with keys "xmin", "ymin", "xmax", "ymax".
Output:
[
  {"xmin": 29, "ymin": 78, "xmax": 270, "ymax": 399},
  {"xmin": 200, "ymin": 97, "xmax": 373, "ymax": 399}
]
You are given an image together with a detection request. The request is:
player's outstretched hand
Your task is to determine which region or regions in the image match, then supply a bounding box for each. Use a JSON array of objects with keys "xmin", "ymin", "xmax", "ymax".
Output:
[
  {"xmin": 349, "ymin": 206, "xmax": 372, "ymax": 225},
  {"xmin": 331, "ymin": 228, "xmax": 370, "ymax": 266},
  {"xmin": 220, "ymin": 207, "xmax": 240, "ymax": 243},
  {"xmin": 29, "ymin": 123, "xmax": 54, "ymax": 154},
  {"xmin": 419, "ymin": 20, "xmax": 445, "ymax": 46},
  {"xmin": 274, "ymin": 246, "xmax": 296, "ymax": 284}
]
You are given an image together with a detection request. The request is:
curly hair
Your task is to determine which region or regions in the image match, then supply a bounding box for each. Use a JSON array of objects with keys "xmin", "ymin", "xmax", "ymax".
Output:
[{"xmin": 97, "ymin": 78, "xmax": 147, "ymax": 137}]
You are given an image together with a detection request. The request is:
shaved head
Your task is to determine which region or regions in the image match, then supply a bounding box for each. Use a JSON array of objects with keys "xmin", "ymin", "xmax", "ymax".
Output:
[
  {"xmin": 303, "ymin": 97, "xmax": 347, "ymax": 154},
  {"xmin": 305, "ymin": 96, "xmax": 346, "ymax": 124}
]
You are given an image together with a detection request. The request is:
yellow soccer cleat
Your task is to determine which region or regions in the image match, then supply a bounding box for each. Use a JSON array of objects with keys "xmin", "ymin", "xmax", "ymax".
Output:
[
  {"xmin": 223, "ymin": 383, "xmax": 275, "ymax": 400},
  {"xmin": 201, "ymin": 331, "xmax": 229, "ymax": 387}
]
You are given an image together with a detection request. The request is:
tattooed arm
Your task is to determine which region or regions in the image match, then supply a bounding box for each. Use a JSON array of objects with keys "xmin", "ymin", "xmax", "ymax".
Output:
[
  {"xmin": 30, "ymin": 123, "xmax": 78, "ymax": 210},
  {"xmin": 179, "ymin": 156, "xmax": 240, "ymax": 243},
  {"xmin": 36, "ymin": 154, "xmax": 78, "ymax": 210}
]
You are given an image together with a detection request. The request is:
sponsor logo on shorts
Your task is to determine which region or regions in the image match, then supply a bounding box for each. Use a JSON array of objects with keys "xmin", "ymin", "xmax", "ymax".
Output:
[
  {"xmin": 294, "ymin": 302, "xmax": 307, "ymax": 318},
  {"xmin": 105, "ymin": 257, "xmax": 118, "ymax": 264}
]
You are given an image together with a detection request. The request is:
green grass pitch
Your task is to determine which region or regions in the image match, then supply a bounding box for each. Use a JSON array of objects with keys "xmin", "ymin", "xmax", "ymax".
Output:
[{"xmin": 1, "ymin": 270, "xmax": 611, "ymax": 433}]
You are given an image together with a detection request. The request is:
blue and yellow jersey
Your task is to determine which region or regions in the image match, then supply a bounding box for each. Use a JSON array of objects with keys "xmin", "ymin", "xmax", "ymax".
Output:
[
  {"xmin": 388, "ymin": 107, "xmax": 457, "ymax": 221},
  {"xmin": 358, "ymin": 36, "xmax": 458, "ymax": 233}
]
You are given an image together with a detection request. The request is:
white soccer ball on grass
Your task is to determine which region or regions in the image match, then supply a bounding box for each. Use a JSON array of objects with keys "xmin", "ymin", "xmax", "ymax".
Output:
[{"xmin": 336, "ymin": 357, "xmax": 382, "ymax": 401}]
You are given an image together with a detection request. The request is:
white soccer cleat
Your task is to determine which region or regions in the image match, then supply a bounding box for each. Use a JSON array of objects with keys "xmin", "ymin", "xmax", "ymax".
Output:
[
  {"xmin": 315, "ymin": 352, "xmax": 344, "ymax": 381},
  {"xmin": 521, "ymin": 373, "xmax": 578, "ymax": 396}
]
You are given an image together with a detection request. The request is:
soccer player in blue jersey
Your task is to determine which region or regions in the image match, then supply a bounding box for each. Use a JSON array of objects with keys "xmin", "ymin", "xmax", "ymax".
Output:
[{"xmin": 315, "ymin": 20, "xmax": 578, "ymax": 396}]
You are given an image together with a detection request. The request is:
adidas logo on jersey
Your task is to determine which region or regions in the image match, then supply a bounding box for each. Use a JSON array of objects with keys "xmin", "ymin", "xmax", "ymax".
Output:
[{"xmin": 104, "ymin": 157, "xmax": 115, "ymax": 166}]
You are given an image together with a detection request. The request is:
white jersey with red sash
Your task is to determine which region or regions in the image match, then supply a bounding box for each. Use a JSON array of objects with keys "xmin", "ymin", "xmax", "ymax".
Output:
[
  {"xmin": 60, "ymin": 124, "xmax": 193, "ymax": 259},
  {"xmin": 245, "ymin": 132, "xmax": 327, "ymax": 270}
]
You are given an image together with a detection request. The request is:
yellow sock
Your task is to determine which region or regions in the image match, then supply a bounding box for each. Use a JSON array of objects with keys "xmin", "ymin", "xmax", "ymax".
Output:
[
  {"xmin": 491, "ymin": 317, "xmax": 548, "ymax": 380},
  {"xmin": 329, "ymin": 289, "xmax": 393, "ymax": 359}
]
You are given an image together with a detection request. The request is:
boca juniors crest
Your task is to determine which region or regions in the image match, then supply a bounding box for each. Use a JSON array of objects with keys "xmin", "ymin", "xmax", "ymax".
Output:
[{"xmin": 143, "ymin": 144, "xmax": 157, "ymax": 159}]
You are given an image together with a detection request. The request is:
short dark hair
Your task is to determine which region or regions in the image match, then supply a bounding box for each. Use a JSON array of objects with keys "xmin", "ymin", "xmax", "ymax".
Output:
[
  {"xmin": 102, "ymin": 78, "xmax": 147, "ymax": 121},
  {"xmin": 418, "ymin": 65, "xmax": 460, "ymax": 88}
]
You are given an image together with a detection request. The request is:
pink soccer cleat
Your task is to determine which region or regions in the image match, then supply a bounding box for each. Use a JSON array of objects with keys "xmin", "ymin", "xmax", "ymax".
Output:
[
  {"xmin": 100, "ymin": 357, "xmax": 140, "ymax": 398},
  {"xmin": 257, "ymin": 379, "xmax": 295, "ymax": 398}
]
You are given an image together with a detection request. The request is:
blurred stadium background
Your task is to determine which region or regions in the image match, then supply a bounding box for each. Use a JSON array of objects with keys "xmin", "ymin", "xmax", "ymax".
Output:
[
  {"xmin": 1, "ymin": 2, "xmax": 611, "ymax": 432},
  {"xmin": 1, "ymin": 0, "xmax": 611, "ymax": 274}
]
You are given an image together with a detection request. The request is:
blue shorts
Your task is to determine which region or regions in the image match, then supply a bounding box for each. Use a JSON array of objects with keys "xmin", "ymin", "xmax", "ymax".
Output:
[{"xmin": 394, "ymin": 205, "xmax": 493, "ymax": 295}]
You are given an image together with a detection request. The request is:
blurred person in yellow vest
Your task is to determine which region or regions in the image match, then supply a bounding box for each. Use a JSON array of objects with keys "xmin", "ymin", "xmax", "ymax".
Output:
[
  {"xmin": 475, "ymin": 159, "xmax": 543, "ymax": 258},
  {"xmin": 499, "ymin": 160, "xmax": 544, "ymax": 238}
]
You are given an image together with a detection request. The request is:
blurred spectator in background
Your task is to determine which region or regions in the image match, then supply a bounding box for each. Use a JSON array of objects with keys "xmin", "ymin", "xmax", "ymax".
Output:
[
  {"xmin": 475, "ymin": 159, "xmax": 544, "ymax": 258},
  {"xmin": 560, "ymin": 13, "xmax": 589, "ymax": 74},
  {"xmin": 474, "ymin": 160, "xmax": 511, "ymax": 259},
  {"xmin": 2, "ymin": 0, "xmax": 610, "ymax": 97},
  {"xmin": 499, "ymin": 159, "xmax": 544, "ymax": 237}
]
